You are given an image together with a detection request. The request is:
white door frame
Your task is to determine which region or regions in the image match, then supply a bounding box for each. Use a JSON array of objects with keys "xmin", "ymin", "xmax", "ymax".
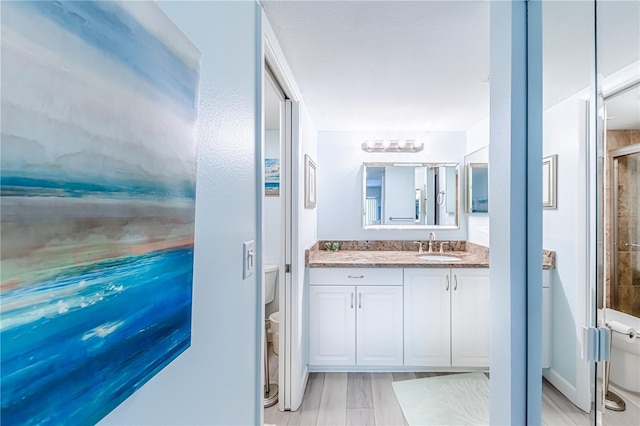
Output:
[{"xmin": 261, "ymin": 10, "xmax": 308, "ymax": 412}]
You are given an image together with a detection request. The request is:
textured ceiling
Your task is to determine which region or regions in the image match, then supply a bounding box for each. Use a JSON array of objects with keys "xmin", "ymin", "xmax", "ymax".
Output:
[
  {"xmin": 261, "ymin": 0, "xmax": 639, "ymax": 133},
  {"xmin": 262, "ymin": 0, "xmax": 490, "ymax": 132}
]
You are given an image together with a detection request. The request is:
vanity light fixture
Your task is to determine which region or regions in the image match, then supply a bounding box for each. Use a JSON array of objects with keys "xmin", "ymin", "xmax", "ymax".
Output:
[{"xmin": 361, "ymin": 139, "xmax": 424, "ymax": 153}]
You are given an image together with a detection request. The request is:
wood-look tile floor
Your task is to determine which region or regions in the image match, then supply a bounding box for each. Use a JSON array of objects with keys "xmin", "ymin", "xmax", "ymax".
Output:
[{"xmin": 264, "ymin": 346, "xmax": 639, "ymax": 426}]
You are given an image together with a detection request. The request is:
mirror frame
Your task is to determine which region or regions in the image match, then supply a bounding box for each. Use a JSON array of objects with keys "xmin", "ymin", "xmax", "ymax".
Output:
[{"xmin": 362, "ymin": 162, "xmax": 461, "ymax": 230}]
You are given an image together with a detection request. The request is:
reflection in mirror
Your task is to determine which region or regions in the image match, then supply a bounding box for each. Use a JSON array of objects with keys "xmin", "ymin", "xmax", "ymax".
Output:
[
  {"xmin": 605, "ymin": 83, "xmax": 640, "ymax": 318},
  {"xmin": 467, "ymin": 163, "xmax": 488, "ymax": 213},
  {"xmin": 595, "ymin": 0, "xmax": 640, "ymax": 417},
  {"xmin": 464, "ymin": 147, "xmax": 489, "ymax": 213},
  {"xmin": 362, "ymin": 162, "xmax": 459, "ymax": 229}
]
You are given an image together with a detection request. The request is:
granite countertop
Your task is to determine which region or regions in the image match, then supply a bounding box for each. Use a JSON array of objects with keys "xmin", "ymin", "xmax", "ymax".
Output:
[
  {"xmin": 305, "ymin": 240, "xmax": 556, "ymax": 269},
  {"xmin": 307, "ymin": 249, "xmax": 489, "ymax": 268}
]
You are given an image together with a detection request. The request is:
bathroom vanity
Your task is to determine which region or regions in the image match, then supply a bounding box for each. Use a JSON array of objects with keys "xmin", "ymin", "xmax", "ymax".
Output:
[{"xmin": 306, "ymin": 241, "xmax": 554, "ymax": 372}]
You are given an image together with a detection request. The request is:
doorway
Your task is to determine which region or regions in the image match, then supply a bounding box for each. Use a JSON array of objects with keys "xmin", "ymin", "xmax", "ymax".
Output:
[
  {"xmin": 263, "ymin": 67, "xmax": 285, "ymax": 410},
  {"xmin": 263, "ymin": 57, "xmax": 303, "ymax": 416}
]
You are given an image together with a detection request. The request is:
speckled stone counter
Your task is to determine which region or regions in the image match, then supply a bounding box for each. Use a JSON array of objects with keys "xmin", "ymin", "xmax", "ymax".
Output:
[{"xmin": 305, "ymin": 240, "xmax": 556, "ymax": 269}]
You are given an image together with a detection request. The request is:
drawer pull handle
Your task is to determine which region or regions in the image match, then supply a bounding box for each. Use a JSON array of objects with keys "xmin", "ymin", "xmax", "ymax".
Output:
[
  {"xmin": 347, "ymin": 275, "xmax": 365, "ymax": 279},
  {"xmin": 454, "ymin": 275, "xmax": 458, "ymax": 291},
  {"xmin": 351, "ymin": 293, "xmax": 354, "ymax": 309},
  {"xmin": 446, "ymin": 275, "xmax": 450, "ymax": 291},
  {"xmin": 358, "ymin": 293, "xmax": 362, "ymax": 309}
]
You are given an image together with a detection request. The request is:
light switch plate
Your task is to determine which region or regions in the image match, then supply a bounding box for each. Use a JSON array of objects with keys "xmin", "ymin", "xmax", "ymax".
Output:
[{"xmin": 243, "ymin": 240, "xmax": 255, "ymax": 279}]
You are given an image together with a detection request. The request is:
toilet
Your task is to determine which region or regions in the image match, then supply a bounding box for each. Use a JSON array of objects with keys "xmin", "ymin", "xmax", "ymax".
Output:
[
  {"xmin": 264, "ymin": 265, "xmax": 279, "ymax": 354},
  {"xmin": 263, "ymin": 264, "xmax": 279, "ymax": 406},
  {"xmin": 264, "ymin": 264, "xmax": 278, "ymax": 305}
]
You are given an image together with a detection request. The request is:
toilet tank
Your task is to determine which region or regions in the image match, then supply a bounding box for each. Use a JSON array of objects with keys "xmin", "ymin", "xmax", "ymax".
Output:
[{"xmin": 264, "ymin": 264, "xmax": 278, "ymax": 305}]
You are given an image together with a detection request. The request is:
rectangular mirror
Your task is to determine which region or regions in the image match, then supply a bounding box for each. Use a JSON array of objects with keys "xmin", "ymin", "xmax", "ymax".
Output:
[
  {"xmin": 362, "ymin": 162, "xmax": 459, "ymax": 229},
  {"xmin": 466, "ymin": 163, "xmax": 489, "ymax": 212},
  {"xmin": 464, "ymin": 147, "xmax": 489, "ymax": 213}
]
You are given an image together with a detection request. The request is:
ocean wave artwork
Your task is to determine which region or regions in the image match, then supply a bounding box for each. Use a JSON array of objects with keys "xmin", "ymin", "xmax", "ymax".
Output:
[
  {"xmin": 265, "ymin": 158, "xmax": 280, "ymax": 196},
  {"xmin": 0, "ymin": 1, "xmax": 201, "ymax": 424}
]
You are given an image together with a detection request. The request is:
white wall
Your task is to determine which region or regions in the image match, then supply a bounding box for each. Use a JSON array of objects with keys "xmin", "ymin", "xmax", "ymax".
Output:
[
  {"xmin": 265, "ymin": 130, "xmax": 281, "ymax": 265},
  {"xmin": 317, "ymin": 131, "xmax": 467, "ymax": 241},
  {"xmin": 465, "ymin": 118, "xmax": 490, "ymax": 247},
  {"xmin": 265, "ymin": 130, "xmax": 281, "ymax": 317},
  {"xmin": 101, "ymin": 2, "xmax": 262, "ymax": 424},
  {"xmin": 541, "ymin": 95, "xmax": 591, "ymax": 410}
]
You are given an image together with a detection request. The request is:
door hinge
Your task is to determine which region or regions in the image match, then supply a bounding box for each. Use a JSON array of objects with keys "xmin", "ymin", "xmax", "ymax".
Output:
[
  {"xmin": 285, "ymin": 264, "xmax": 291, "ymax": 273},
  {"xmin": 582, "ymin": 326, "xmax": 611, "ymax": 362}
]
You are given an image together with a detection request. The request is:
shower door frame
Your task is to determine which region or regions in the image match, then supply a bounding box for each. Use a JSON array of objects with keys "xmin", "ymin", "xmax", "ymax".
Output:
[{"xmin": 610, "ymin": 144, "xmax": 640, "ymax": 312}]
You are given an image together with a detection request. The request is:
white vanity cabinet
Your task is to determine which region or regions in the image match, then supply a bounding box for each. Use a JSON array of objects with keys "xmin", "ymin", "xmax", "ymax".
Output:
[
  {"xmin": 308, "ymin": 268, "xmax": 404, "ymax": 367},
  {"xmin": 356, "ymin": 285, "xmax": 404, "ymax": 365},
  {"xmin": 403, "ymin": 269, "xmax": 451, "ymax": 366},
  {"xmin": 403, "ymin": 268, "xmax": 490, "ymax": 368},
  {"xmin": 450, "ymin": 268, "xmax": 490, "ymax": 367},
  {"xmin": 542, "ymin": 270, "xmax": 551, "ymax": 368},
  {"xmin": 308, "ymin": 285, "xmax": 356, "ymax": 365}
]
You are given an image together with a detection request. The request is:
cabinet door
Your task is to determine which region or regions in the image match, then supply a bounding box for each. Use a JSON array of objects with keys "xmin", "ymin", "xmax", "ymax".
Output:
[
  {"xmin": 309, "ymin": 286, "xmax": 356, "ymax": 366},
  {"xmin": 403, "ymin": 269, "xmax": 451, "ymax": 366},
  {"xmin": 356, "ymin": 285, "xmax": 404, "ymax": 366},
  {"xmin": 451, "ymin": 269, "xmax": 490, "ymax": 367}
]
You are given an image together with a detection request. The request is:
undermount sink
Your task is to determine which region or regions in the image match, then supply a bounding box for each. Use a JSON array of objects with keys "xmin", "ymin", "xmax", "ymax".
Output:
[{"xmin": 418, "ymin": 255, "xmax": 462, "ymax": 262}]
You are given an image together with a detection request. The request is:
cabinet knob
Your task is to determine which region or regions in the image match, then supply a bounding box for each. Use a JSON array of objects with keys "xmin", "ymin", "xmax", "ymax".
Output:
[
  {"xmin": 358, "ymin": 293, "xmax": 362, "ymax": 309},
  {"xmin": 446, "ymin": 275, "xmax": 450, "ymax": 291},
  {"xmin": 351, "ymin": 292, "xmax": 354, "ymax": 309},
  {"xmin": 454, "ymin": 275, "xmax": 458, "ymax": 291},
  {"xmin": 347, "ymin": 275, "xmax": 364, "ymax": 279}
]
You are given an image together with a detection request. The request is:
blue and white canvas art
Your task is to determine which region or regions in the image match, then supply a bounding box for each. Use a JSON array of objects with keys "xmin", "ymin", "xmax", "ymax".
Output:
[
  {"xmin": 265, "ymin": 158, "xmax": 280, "ymax": 196},
  {"xmin": 0, "ymin": 2, "xmax": 201, "ymax": 424}
]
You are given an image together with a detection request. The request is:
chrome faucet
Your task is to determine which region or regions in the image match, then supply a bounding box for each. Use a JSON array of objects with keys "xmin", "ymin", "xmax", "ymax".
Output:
[
  {"xmin": 413, "ymin": 241, "xmax": 424, "ymax": 254},
  {"xmin": 428, "ymin": 232, "xmax": 436, "ymax": 253},
  {"xmin": 440, "ymin": 241, "xmax": 449, "ymax": 254}
]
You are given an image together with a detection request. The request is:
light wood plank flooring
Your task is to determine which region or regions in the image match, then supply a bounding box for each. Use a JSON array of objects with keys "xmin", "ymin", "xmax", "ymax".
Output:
[
  {"xmin": 264, "ymin": 346, "xmax": 638, "ymax": 425},
  {"xmin": 598, "ymin": 383, "xmax": 640, "ymax": 426}
]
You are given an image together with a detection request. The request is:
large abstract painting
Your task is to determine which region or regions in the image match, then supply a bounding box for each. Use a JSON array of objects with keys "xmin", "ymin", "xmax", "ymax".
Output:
[{"xmin": 1, "ymin": 2, "xmax": 200, "ymax": 424}]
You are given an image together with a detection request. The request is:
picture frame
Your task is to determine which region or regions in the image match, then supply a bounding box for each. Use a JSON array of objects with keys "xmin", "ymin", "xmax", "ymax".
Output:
[
  {"xmin": 542, "ymin": 154, "xmax": 557, "ymax": 209},
  {"xmin": 305, "ymin": 154, "xmax": 317, "ymax": 208}
]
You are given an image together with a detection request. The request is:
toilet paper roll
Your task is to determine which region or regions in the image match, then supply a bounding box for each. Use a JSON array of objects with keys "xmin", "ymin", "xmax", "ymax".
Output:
[{"xmin": 608, "ymin": 321, "xmax": 637, "ymax": 343}]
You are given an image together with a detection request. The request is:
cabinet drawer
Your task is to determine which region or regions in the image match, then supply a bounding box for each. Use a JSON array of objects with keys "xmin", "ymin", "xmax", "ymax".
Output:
[{"xmin": 308, "ymin": 267, "xmax": 403, "ymax": 286}]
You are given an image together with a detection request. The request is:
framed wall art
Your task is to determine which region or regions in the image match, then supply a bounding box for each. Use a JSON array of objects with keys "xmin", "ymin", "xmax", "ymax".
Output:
[
  {"xmin": 542, "ymin": 154, "xmax": 557, "ymax": 209},
  {"xmin": 305, "ymin": 154, "xmax": 317, "ymax": 208}
]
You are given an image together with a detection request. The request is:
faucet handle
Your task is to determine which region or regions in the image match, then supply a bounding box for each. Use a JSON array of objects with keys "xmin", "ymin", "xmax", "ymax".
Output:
[
  {"xmin": 440, "ymin": 241, "xmax": 449, "ymax": 254},
  {"xmin": 413, "ymin": 241, "xmax": 424, "ymax": 254}
]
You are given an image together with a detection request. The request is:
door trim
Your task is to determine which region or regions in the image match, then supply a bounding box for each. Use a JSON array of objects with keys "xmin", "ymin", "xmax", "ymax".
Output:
[{"xmin": 261, "ymin": 9, "xmax": 307, "ymax": 412}]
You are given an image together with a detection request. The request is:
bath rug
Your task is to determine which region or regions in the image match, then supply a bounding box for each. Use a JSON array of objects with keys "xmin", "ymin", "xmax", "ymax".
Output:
[{"xmin": 392, "ymin": 372, "xmax": 490, "ymax": 425}]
